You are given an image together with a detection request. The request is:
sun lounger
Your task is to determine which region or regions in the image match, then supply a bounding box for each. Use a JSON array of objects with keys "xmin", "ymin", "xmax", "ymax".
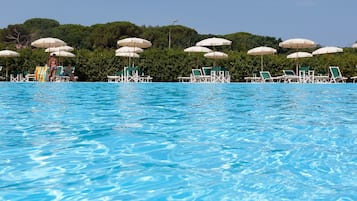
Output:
[
  {"xmin": 54, "ymin": 66, "xmax": 70, "ymax": 82},
  {"xmin": 107, "ymin": 67, "xmax": 152, "ymax": 83},
  {"xmin": 211, "ymin": 66, "xmax": 230, "ymax": 83},
  {"xmin": 329, "ymin": 66, "xmax": 347, "ymax": 83},
  {"xmin": 298, "ymin": 66, "xmax": 315, "ymax": 83},
  {"xmin": 0, "ymin": 66, "xmax": 4, "ymax": 81},
  {"xmin": 259, "ymin": 71, "xmax": 280, "ymax": 82},
  {"xmin": 282, "ymin": 70, "xmax": 299, "ymax": 83},
  {"xmin": 190, "ymin": 68, "xmax": 205, "ymax": 82}
]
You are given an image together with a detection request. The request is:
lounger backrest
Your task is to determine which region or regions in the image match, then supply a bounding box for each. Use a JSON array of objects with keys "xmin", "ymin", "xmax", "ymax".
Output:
[
  {"xmin": 56, "ymin": 66, "xmax": 63, "ymax": 76},
  {"xmin": 260, "ymin": 71, "xmax": 271, "ymax": 79},
  {"xmin": 115, "ymin": 70, "xmax": 123, "ymax": 76},
  {"xmin": 212, "ymin": 66, "xmax": 227, "ymax": 72},
  {"xmin": 125, "ymin": 67, "xmax": 139, "ymax": 76},
  {"xmin": 283, "ymin": 70, "xmax": 295, "ymax": 76},
  {"xmin": 192, "ymin": 69, "xmax": 202, "ymax": 77},
  {"xmin": 202, "ymin": 67, "xmax": 212, "ymax": 76},
  {"xmin": 299, "ymin": 66, "xmax": 310, "ymax": 72},
  {"xmin": 330, "ymin": 66, "xmax": 341, "ymax": 78}
]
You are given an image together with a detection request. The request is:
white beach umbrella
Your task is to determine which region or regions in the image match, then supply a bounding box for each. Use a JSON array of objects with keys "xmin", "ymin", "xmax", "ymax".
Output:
[
  {"xmin": 115, "ymin": 52, "xmax": 140, "ymax": 58},
  {"xmin": 116, "ymin": 52, "xmax": 140, "ymax": 67},
  {"xmin": 204, "ymin": 51, "xmax": 228, "ymax": 66},
  {"xmin": 51, "ymin": 51, "xmax": 75, "ymax": 66},
  {"xmin": 115, "ymin": 46, "xmax": 144, "ymax": 54},
  {"xmin": 196, "ymin": 37, "xmax": 232, "ymax": 47},
  {"xmin": 312, "ymin": 46, "xmax": 343, "ymax": 55},
  {"xmin": 280, "ymin": 38, "xmax": 316, "ymax": 73},
  {"xmin": 247, "ymin": 46, "xmax": 277, "ymax": 71},
  {"xmin": 0, "ymin": 50, "xmax": 20, "ymax": 58},
  {"xmin": 117, "ymin": 38, "xmax": 150, "ymax": 67},
  {"xmin": 184, "ymin": 46, "xmax": 212, "ymax": 68},
  {"xmin": 287, "ymin": 52, "xmax": 313, "ymax": 59},
  {"xmin": 352, "ymin": 43, "xmax": 357, "ymax": 48},
  {"xmin": 184, "ymin": 46, "xmax": 212, "ymax": 53},
  {"xmin": 0, "ymin": 50, "xmax": 20, "ymax": 80},
  {"xmin": 117, "ymin": 37, "xmax": 152, "ymax": 48},
  {"xmin": 204, "ymin": 51, "xmax": 228, "ymax": 59},
  {"xmin": 279, "ymin": 38, "xmax": 316, "ymax": 49},
  {"xmin": 31, "ymin": 37, "xmax": 66, "ymax": 48},
  {"xmin": 287, "ymin": 52, "xmax": 313, "ymax": 72},
  {"xmin": 45, "ymin": 45, "xmax": 74, "ymax": 53},
  {"xmin": 51, "ymin": 51, "xmax": 75, "ymax": 58}
]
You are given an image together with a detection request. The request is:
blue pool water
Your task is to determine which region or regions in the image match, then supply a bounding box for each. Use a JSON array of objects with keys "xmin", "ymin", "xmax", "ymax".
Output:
[{"xmin": 0, "ymin": 82, "xmax": 356, "ymax": 200}]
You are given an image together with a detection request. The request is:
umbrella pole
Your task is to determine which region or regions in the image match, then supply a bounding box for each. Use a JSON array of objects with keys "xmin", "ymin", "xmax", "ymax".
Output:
[
  {"xmin": 5, "ymin": 59, "xmax": 8, "ymax": 81},
  {"xmin": 260, "ymin": 55, "xmax": 263, "ymax": 71},
  {"xmin": 296, "ymin": 59, "xmax": 299, "ymax": 75},
  {"xmin": 196, "ymin": 55, "xmax": 198, "ymax": 69}
]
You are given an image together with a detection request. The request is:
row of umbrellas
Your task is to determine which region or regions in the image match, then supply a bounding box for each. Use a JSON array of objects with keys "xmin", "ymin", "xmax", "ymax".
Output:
[
  {"xmin": 1, "ymin": 37, "xmax": 356, "ymax": 79},
  {"xmin": 184, "ymin": 37, "xmax": 231, "ymax": 67},
  {"xmin": 115, "ymin": 37, "xmax": 152, "ymax": 66},
  {"xmin": 184, "ymin": 37, "xmax": 348, "ymax": 73},
  {"xmin": 247, "ymin": 39, "xmax": 345, "ymax": 73}
]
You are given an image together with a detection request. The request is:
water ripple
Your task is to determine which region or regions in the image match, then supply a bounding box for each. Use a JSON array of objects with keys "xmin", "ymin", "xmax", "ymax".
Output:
[{"xmin": 0, "ymin": 82, "xmax": 356, "ymax": 200}]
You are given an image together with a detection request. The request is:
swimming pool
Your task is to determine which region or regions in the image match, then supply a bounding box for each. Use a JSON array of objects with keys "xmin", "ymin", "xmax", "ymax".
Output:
[{"xmin": 0, "ymin": 82, "xmax": 356, "ymax": 200}]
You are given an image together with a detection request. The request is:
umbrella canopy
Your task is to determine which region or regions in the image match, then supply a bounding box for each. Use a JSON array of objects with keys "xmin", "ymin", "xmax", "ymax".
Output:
[
  {"xmin": 204, "ymin": 51, "xmax": 228, "ymax": 59},
  {"xmin": 51, "ymin": 51, "xmax": 75, "ymax": 66},
  {"xmin": 115, "ymin": 52, "xmax": 140, "ymax": 58},
  {"xmin": 0, "ymin": 50, "xmax": 20, "ymax": 58},
  {"xmin": 287, "ymin": 52, "xmax": 313, "ymax": 59},
  {"xmin": 184, "ymin": 46, "xmax": 212, "ymax": 53},
  {"xmin": 196, "ymin": 37, "xmax": 232, "ymax": 47},
  {"xmin": 115, "ymin": 46, "xmax": 144, "ymax": 54},
  {"xmin": 184, "ymin": 46, "xmax": 212, "ymax": 69},
  {"xmin": 247, "ymin": 46, "xmax": 277, "ymax": 71},
  {"xmin": 204, "ymin": 51, "xmax": 228, "ymax": 66},
  {"xmin": 31, "ymin": 37, "xmax": 66, "ymax": 48},
  {"xmin": 247, "ymin": 46, "xmax": 277, "ymax": 56},
  {"xmin": 352, "ymin": 43, "xmax": 357, "ymax": 48},
  {"xmin": 51, "ymin": 51, "xmax": 75, "ymax": 58},
  {"xmin": 45, "ymin": 46, "xmax": 74, "ymax": 52},
  {"xmin": 117, "ymin": 37, "xmax": 152, "ymax": 48},
  {"xmin": 312, "ymin": 46, "xmax": 343, "ymax": 55},
  {"xmin": 116, "ymin": 52, "xmax": 140, "ymax": 67},
  {"xmin": 279, "ymin": 38, "xmax": 316, "ymax": 49}
]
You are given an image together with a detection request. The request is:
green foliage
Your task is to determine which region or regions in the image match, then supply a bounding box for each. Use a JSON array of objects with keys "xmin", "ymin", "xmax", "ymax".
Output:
[
  {"xmin": 89, "ymin": 22, "xmax": 142, "ymax": 48},
  {"xmin": 225, "ymin": 32, "xmax": 281, "ymax": 52},
  {"xmin": 23, "ymin": 18, "xmax": 60, "ymax": 40},
  {"xmin": 141, "ymin": 25, "xmax": 199, "ymax": 49},
  {"xmin": 50, "ymin": 24, "xmax": 92, "ymax": 49},
  {"xmin": 23, "ymin": 18, "xmax": 60, "ymax": 31}
]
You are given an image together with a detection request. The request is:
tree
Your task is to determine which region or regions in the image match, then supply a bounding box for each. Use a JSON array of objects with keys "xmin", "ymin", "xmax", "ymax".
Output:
[
  {"xmin": 2, "ymin": 24, "xmax": 31, "ymax": 48},
  {"xmin": 23, "ymin": 18, "xmax": 60, "ymax": 33},
  {"xmin": 89, "ymin": 22, "xmax": 142, "ymax": 48},
  {"xmin": 50, "ymin": 24, "xmax": 92, "ymax": 49}
]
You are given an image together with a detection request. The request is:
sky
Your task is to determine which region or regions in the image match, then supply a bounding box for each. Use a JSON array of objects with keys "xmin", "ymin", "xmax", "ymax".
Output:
[{"xmin": 1, "ymin": 0, "xmax": 356, "ymax": 47}]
